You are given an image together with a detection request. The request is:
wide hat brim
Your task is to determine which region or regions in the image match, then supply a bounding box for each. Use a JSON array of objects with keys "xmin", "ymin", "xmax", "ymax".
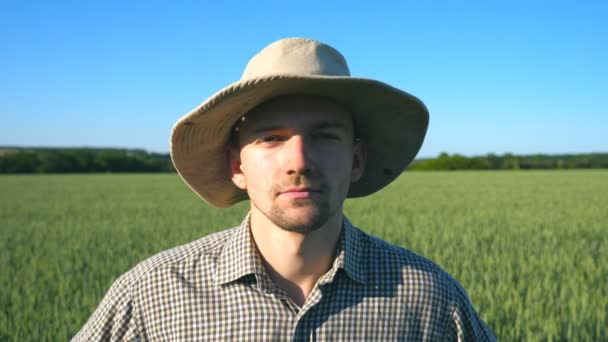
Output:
[{"xmin": 171, "ymin": 74, "xmax": 429, "ymax": 208}]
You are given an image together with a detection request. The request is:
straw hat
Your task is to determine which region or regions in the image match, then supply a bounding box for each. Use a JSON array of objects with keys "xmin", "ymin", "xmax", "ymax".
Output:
[{"xmin": 171, "ymin": 37, "xmax": 429, "ymax": 207}]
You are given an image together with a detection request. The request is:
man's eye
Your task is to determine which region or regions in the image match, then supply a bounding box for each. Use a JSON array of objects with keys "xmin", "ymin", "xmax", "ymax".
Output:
[{"xmin": 260, "ymin": 135, "xmax": 284, "ymax": 143}]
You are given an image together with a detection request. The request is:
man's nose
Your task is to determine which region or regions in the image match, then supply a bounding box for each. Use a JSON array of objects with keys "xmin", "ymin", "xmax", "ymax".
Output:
[{"xmin": 282, "ymin": 135, "xmax": 313, "ymax": 175}]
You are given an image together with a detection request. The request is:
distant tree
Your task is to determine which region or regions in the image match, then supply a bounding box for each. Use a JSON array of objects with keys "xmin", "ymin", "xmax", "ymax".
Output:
[
  {"xmin": 502, "ymin": 153, "xmax": 520, "ymax": 170},
  {"xmin": 0, "ymin": 151, "xmax": 39, "ymax": 173}
]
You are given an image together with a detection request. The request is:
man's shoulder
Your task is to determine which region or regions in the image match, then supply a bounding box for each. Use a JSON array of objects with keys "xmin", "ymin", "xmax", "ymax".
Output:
[
  {"xmin": 364, "ymin": 232, "xmax": 442, "ymax": 272},
  {"xmin": 352, "ymin": 227, "xmax": 496, "ymax": 341},
  {"xmin": 118, "ymin": 226, "xmax": 238, "ymax": 287},
  {"xmin": 358, "ymin": 227, "xmax": 467, "ymax": 299}
]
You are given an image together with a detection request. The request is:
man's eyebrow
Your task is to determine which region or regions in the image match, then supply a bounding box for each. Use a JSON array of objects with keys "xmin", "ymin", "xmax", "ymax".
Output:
[
  {"xmin": 311, "ymin": 122, "xmax": 348, "ymax": 130},
  {"xmin": 250, "ymin": 125, "xmax": 284, "ymax": 133},
  {"xmin": 250, "ymin": 121, "xmax": 347, "ymax": 133}
]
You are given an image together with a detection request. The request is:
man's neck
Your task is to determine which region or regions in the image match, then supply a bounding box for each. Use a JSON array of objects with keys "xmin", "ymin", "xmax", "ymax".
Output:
[{"xmin": 249, "ymin": 208, "xmax": 343, "ymax": 307}]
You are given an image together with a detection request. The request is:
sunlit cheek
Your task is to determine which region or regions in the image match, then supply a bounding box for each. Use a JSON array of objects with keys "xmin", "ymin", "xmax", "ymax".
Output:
[
  {"xmin": 245, "ymin": 151, "xmax": 277, "ymax": 191},
  {"xmin": 255, "ymin": 151, "xmax": 277, "ymax": 172}
]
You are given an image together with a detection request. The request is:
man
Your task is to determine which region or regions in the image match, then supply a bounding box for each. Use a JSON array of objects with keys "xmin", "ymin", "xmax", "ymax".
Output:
[{"xmin": 74, "ymin": 38, "xmax": 495, "ymax": 341}]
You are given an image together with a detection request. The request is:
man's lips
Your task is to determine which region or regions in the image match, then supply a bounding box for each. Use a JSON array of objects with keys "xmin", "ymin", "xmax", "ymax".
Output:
[{"xmin": 278, "ymin": 188, "xmax": 321, "ymax": 199}]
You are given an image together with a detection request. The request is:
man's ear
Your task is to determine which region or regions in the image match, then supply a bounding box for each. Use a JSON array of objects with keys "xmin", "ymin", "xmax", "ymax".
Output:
[
  {"xmin": 226, "ymin": 147, "xmax": 247, "ymax": 190},
  {"xmin": 350, "ymin": 140, "xmax": 367, "ymax": 182}
]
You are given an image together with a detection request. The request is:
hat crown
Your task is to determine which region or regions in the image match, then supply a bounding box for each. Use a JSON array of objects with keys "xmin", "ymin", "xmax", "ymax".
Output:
[{"xmin": 242, "ymin": 38, "xmax": 351, "ymax": 80}]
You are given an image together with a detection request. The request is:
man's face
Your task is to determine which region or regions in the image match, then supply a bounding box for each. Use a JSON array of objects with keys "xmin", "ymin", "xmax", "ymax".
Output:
[{"xmin": 229, "ymin": 95, "xmax": 366, "ymax": 233}]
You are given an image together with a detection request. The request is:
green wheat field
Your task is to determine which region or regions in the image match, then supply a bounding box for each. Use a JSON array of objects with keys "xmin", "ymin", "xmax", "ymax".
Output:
[{"xmin": 1, "ymin": 171, "xmax": 607, "ymax": 341}]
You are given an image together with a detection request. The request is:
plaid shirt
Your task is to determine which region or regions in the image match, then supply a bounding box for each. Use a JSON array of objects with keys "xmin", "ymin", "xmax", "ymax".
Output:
[{"xmin": 73, "ymin": 215, "xmax": 495, "ymax": 341}]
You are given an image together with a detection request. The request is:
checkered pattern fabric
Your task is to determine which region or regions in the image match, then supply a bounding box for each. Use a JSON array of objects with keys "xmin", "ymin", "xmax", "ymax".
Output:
[{"xmin": 72, "ymin": 215, "xmax": 495, "ymax": 341}]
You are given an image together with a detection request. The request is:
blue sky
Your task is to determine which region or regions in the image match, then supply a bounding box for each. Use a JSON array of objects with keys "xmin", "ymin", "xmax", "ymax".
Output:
[{"xmin": 1, "ymin": 1, "xmax": 606, "ymax": 158}]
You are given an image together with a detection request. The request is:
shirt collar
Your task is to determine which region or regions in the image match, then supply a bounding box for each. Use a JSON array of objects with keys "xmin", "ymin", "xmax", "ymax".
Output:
[
  {"xmin": 318, "ymin": 216, "xmax": 368, "ymax": 285},
  {"xmin": 213, "ymin": 213, "xmax": 265, "ymax": 286},
  {"xmin": 213, "ymin": 213, "xmax": 368, "ymax": 287}
]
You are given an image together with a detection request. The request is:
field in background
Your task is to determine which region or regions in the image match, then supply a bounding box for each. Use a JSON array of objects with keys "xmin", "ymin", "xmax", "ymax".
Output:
[{"xmin": 1, "ymin": 171, "xmax": 606, "ymax": 340}]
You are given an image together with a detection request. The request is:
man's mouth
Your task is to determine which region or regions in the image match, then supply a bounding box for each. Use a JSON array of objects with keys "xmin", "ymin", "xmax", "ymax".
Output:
[{"xmin": 278, "ymin": 187, "xmax": 321, "ymax": 199}]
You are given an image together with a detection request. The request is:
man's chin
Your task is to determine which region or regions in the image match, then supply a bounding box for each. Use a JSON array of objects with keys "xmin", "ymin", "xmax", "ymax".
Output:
[{"xmin": 268, "ymin": 206, "xmax": 328, "ymax": 233}]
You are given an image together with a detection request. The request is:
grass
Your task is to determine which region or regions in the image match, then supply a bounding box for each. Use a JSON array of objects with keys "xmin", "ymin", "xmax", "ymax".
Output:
[{"xmin": 1, "ymin": 171, "xmax": 606, "ymax": 340}]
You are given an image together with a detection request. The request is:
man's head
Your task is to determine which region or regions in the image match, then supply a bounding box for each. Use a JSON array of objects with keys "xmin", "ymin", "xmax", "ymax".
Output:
[
  {"xmin": 228, "ymin": 95, "xmax": 365, "ymax": 233},
  {"xmin": 170, "ymin": 37, "xmax": 428, "ymax": 208}
]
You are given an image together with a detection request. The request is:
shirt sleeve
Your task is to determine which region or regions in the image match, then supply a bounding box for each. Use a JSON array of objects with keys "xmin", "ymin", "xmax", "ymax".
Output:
[
  {"xmin": 71, "ymin": 273, "xmax": 142, "ymax": 341},
  {"xmin": 446, "ymin": 282, "xmax": 496, "ymax": 341}
]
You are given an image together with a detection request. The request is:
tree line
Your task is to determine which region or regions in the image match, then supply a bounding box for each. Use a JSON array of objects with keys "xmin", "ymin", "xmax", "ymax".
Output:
[
  {"xmin": 409, "ymin": 152, "xmax": 608, "ymax": 170},
  {"xmin": 0, "ymin": 148, "xmax": 174, "ymax": 173},
  {"xmin": 0, "ymin": 148, "xmax": 607, "ymax": 173}
]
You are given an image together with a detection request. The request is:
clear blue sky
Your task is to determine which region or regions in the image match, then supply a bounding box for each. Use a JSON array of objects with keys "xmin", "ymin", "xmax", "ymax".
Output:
[{"xmin": 1, "ymin": 1, "xmax": 606, "ymax": 158}]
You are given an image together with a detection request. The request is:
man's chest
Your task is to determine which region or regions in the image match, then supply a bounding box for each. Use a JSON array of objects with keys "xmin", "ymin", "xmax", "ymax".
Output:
[{"xmin": 135, "ymin": 278, "xmax": 449, "ymax": 341}]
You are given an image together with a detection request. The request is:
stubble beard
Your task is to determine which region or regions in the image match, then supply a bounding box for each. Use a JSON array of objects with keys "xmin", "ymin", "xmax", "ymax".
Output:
[
  {"xmin": 265, "ymin": 197, "xmax": 332, "ymax": 233},
  {"xmin": 253, "ymin": 176, "xmax": 341, "ymax": 234}
]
